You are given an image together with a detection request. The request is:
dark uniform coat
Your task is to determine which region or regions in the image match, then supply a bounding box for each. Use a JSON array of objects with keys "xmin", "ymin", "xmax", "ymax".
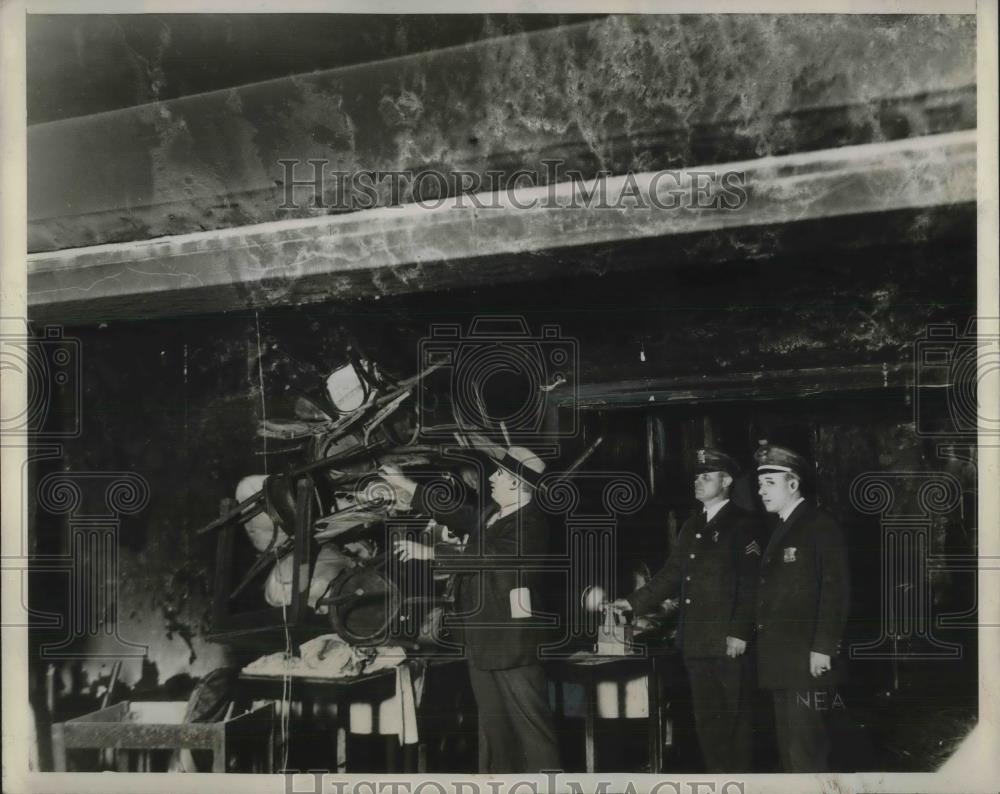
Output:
[
  {"xmin": 429, "ymin": 496, "xmax": 561, "ymax": 772},
  {"xmin": 627, "ymin": 501, "xmax": 760, "ymax": 657},
  {"xmin": 756, "ymin": 499, "xmax": 850, "ymax": 689},
  {"xmin": 432, "ymin": 499, "xmax": 552, "ymax": 670}
]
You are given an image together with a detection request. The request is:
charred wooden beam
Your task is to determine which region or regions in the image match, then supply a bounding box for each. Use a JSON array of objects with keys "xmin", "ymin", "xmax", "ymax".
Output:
[
  {"xmin": 28, "ymin": 131, "xmax": 976, "ymax": 325},
  {"xmin": 27, "ymin": 15, "xmax": 974, "ymax": 252},
  {"xmin": 565, "ymin": 362, "xmax": 916, "ymax": 409}
]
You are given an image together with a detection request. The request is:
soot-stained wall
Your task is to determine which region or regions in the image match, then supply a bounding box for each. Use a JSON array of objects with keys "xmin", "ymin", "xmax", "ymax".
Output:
[
  {"xmin": 29, "ymin": 225, "xmax": 975, "ymax": 719},
  {"xmin": 28, "ymin": 14, "xmax": 974, "ymax": 252}
]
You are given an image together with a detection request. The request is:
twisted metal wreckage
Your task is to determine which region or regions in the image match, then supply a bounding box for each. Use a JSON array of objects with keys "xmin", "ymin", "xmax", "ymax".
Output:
[{"xmin": 196, "ymin": 348, "xmax": 601, "ymax": 656}]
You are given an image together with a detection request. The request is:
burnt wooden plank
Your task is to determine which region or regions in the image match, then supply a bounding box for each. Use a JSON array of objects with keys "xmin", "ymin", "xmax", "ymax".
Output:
[
  {"xmin": 566, "ymin": 363, "xmax": 915, "ymax": 409},
  {"xmin": 60, "ymin": 721, "xmax": 220, "ymax": 749},
  {"xmin": 28, "ymin": 132, "xmax": 976, "ymax": 325},
  {"xmin": 27, "ymin": 16, "xmax": 974, "ymax": 252},
  {"xmin": 65, "ymin": 701, "xmax": 129, "ymax": 723}
]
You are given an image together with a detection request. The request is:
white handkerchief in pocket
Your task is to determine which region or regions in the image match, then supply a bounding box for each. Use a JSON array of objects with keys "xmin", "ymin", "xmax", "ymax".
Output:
[{"xmin": 509, "ymin": 587, "xmax": 533, "ymax": 619}]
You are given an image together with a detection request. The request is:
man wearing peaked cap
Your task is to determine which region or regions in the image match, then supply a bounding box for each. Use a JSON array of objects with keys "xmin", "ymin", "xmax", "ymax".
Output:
[
  {"xmin": 754, "ymin": 443, "xmax": 850, "ymax": 772},
  {"xmin": 755, "ymin": 445, "xmax": 810, "ymax": 480},
  {"xmin": 612, "ymin": 447, "xmax": 760, "ymax": 772},
  {"xmin": 389, "ymin": 445, "xmax": 559, "ymax": 773}
]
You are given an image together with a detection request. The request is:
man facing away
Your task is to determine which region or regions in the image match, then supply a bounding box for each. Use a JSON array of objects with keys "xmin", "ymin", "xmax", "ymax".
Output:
[
  {"xmin": 754, "ymin": 443, "xmax": 850, "ymax": 772},
  {"xmin": 387, "ymin": 446, "xmax": 561, "ymax": 774},
  {"xmin": 612, "ymin": 448, "xmax": 759, "ymax": 772}
]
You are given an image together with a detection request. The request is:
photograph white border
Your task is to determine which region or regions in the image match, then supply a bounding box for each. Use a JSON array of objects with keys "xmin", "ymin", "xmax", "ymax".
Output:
[{"xmin": 2, "ymin": 1, "xmax": 996, "ymax": 792}]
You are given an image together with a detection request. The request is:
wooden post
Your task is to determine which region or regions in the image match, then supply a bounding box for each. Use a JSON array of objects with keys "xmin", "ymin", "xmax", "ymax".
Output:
[
  {"xmin": 50, "ymin": 723, "xmax": 66, "ymax": 772},
  {"xmin": 212, "ymin": 498, "xmax": 237, "ymax": 632},
  {"xmin": 291, "ymin": 478, "xmax": 313, "ymax": 628},
  {"xmin": 646, "ymin": 414, "xmax": 656, "ymax": 496},
  {"xmin": 28, "ymin": 132, "xmax": 976, "ymax": 325},
  {"xmin": 647, "ymin": 656, "xmax": 662, "ymax": 774},
  {"xmin": 584, "ymin": 672, "xmax": 597, "ymax": 773}
]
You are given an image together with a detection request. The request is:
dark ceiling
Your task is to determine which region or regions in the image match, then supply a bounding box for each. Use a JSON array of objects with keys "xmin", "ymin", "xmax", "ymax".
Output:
[{"xmin": 26, "ymin": 14, "xmax": 604, "ymax": 125}]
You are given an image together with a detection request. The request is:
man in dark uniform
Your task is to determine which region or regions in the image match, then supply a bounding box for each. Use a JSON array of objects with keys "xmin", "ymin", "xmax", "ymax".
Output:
[
  {"xmin": 755, "ymin": 444, "xmax": 850, "ymax": 772},
  {"xmin": 611, "ymin": 448, "xmax": 760, "ymax": 772},
  {"xmin": 389, "ymin": 446, "xmax": 560, "ymax": 773}
]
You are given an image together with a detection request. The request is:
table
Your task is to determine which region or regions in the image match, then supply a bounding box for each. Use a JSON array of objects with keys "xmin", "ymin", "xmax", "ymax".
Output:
[
  {"xmin": 51, "ymin": 700, "xmax": 275, "ymax": 773},
  {"xmin": 236, "ymin": 667, "xmax": 414, "ymax": 772},
  {"xmin": 547, "ymin": 651, "xmax": 679, "ymax": 773}
]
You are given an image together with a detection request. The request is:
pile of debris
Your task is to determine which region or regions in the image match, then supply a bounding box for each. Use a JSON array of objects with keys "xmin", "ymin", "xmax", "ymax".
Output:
[{"xmin": 196, "ymin": 351, "xmax": 507, "ymax": 650}]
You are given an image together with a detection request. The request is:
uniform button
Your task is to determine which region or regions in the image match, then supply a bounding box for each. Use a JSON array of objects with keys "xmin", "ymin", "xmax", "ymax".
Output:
[
  {"xmin": 686, "ymin": 576, "xmax": 691, "ymax": 581},
  {"xmin": 759, "ymin": 577, "xmax": 766, "ymax": 584},
  {"xmin": 690, "ymin": 553, "xmax": 696, "ymax": 559},
  {"xmin": 695, "ymin": 533, "xmax": 702, "ymax": 539},
  {"xmin": 684, "ymin": 598, "xmax": 691, "ymax": 605}
]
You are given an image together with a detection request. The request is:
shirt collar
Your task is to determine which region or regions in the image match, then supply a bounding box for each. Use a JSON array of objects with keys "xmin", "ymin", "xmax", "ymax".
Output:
[
  {"xmin": 779, "ymin": 495, "xmax": 805, "ymax": 522},
  {"xmin": 703, "ymin": 498, "xmax": 730, "ymax": 523},
  {"xmin": 489, "ymin": 497, "xmax": 531, "ymax": 525}
]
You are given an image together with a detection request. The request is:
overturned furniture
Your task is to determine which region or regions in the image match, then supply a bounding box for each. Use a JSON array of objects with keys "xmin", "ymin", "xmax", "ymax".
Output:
[{"xmin": 199, "ymin": 356, "xmax": 473, "ymax": 650}]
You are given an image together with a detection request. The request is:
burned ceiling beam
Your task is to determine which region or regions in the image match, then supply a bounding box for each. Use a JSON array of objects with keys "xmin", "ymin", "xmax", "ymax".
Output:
[
  {"xmin": 27, "ymin": 15, "xmax": 974, "ymax": 253},
  {"xmin": 564, "ymin": 363, "xmax": 916, "ymax": 409},
  {"xmin": 28, "ymin": 131, "xmax": 976, "ymax": 325}
]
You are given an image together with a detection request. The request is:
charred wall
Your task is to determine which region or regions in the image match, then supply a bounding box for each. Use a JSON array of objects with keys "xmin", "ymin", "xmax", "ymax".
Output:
[{"xmin": 28, "ymin": 219, "xmax": 977, "ymax": 768}]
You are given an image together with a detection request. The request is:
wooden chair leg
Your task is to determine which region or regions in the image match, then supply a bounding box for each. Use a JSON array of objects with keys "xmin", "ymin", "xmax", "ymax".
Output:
[
  {"xmin": 337, "ymin": 725, "xmax": 347, "ymax": 773},
  {"xmin": 213, "ymin": 735, "xmax": 226, "ymax": 773},
  {"xmin": 268, "ymin": 714, "xmax": 276, "ymax": 773},
  {"xmin": 584, "ymin": 677, "xmax": 597, "ymax": 773}
]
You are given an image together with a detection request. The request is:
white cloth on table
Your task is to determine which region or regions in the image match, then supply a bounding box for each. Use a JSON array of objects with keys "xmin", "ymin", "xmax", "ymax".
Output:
[
  {"xmin": 348, "ymin": 658, "xmax": 421, "ymax": 745},
  {"xmin": 241, "ymin": 636, "xmax": 420, "ymax": 744},
  {"xmin": 241, "ymin": 634, "xmax": 403, "ymax": 679}
]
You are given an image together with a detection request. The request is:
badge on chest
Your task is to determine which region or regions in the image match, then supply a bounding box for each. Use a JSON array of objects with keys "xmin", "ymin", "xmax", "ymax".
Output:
[{"xmin": 783, "ymin": 546, "xmax": 797, "ymax": 563}]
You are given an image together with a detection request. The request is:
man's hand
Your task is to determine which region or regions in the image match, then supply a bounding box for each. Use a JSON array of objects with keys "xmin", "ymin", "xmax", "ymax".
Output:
[
  {"xmin": 608, "ymin": 598, "xmax": 633, "ymax": 616},
  {"xmin": 393, "ymin": 539, "xmax": 434, "ymax": 562},
  {"xmin": 632, "ymin": 616, "xmax": 656, "ymax": 634},
  {"xmin": 810, "ymin": 651, "xmax": 832, "ymax": 677},
  {"xmin": 725, "ymin": 636, "xmax": 747, "ymax": 658},
  {"xmin": 439, "ymin": 525, "xmax": 465, "ymax": 546}
]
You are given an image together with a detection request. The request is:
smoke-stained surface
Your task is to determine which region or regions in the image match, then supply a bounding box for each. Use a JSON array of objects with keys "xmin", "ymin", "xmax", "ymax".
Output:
[
  {"xmin": 18, "ymin": 10, "xmax": 981, "ymax": 777},
  {"xmin": 27, "ymin": 15, "xmax": 973, "ymax": 251}
]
